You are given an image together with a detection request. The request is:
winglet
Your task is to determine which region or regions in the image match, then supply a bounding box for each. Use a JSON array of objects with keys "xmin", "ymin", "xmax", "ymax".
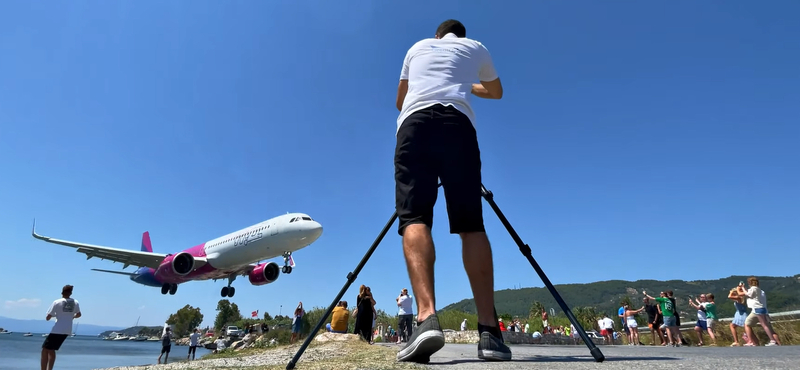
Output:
[{"xmin": 31, "ymin": 218, "xmax": 44, "ymax": 240}]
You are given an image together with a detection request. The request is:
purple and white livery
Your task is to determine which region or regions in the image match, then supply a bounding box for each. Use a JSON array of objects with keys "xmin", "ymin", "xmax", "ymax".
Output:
[{"xmin": 32, "ymin": 213, "xmax": 322, "ymax": 297}]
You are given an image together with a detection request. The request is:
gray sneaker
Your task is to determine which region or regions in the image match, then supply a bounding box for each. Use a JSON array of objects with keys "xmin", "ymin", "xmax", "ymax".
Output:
[
  {"xmin": 396, "ymin": 314, "xmax": 445, "ymax": 363},
  {"xmin": 478, "ymin": 331, "xmax": 512, "ymax": 361}
]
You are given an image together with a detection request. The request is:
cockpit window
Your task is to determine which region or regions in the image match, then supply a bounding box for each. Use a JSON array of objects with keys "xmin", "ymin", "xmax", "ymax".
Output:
[
  {"xmin": 289, "ymin": 217, "xmax": 296, "ymax": 222},
  {"xmin": 302, "ymin": 217, "xmax": 312, "ymax": 221}
]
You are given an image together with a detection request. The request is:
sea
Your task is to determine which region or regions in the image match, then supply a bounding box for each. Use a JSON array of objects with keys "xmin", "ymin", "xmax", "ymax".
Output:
[{"xmin": 0, "ymin": 333, "xmax": 212, "ymax": 370}]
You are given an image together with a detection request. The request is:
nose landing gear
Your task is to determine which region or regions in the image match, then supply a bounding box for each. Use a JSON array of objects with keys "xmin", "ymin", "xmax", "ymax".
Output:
[{"xmin": 282, "ymin": 252, "xmax": 293, "ymax": 274}]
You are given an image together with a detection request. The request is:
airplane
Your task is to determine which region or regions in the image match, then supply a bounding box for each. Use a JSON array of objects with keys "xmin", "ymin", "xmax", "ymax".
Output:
[{"xmin": 31, "ymin": 213, "xmax": 322, "ymax": 297}]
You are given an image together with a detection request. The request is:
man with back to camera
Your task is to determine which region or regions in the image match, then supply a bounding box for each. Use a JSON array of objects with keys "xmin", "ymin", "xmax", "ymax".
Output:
[
  {"xmin": 41, "ymin": 284, "xmax": 81, "ymax": 370},
  {"xmin": 396, "ymin": 288, "xmax": 414, "ymax": 343},
  {"xmin": 393, "ymin": 19, "xmax": 508, "ymax": 363}
]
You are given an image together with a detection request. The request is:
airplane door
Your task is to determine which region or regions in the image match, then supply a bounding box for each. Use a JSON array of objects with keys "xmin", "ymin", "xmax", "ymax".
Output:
[{"xmin": 270, "ymin": 221, "xmax": 278, "ymax": 236}]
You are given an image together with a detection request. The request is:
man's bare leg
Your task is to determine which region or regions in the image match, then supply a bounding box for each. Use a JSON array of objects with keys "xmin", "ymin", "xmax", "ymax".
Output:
[
  {"xmin": 47, "ymin": 350, "xmax": 55, "ymax": 370},
  {"xmin": 402, "ymin": 224, "xmax": 436, "ymax": 322},
  {"xmin": 40, "ymin": 349, "xmax": 48, "ymax": 370},
  {"xmin": 460, "ymin": 231, "xmax": 496, "ymax": 326}
]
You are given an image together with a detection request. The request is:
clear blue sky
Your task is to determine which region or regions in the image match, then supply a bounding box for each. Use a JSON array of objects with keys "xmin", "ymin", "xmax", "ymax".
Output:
[{"xmin": 1, "ymin": 1, "xmax": 798, "ymax": 330}]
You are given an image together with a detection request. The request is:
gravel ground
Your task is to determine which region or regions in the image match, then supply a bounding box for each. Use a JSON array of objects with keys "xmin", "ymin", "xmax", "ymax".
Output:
[{"xmin": 97, "ymin": 341, "xmax": 800, "ymax": 370}]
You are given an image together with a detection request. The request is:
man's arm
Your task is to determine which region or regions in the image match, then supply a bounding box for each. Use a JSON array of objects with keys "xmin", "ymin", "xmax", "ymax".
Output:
[
  {"xmin": 471, "ymin": 79, "xmax": 503, "ymax": 99},
  {"xmin": 472, "ymin": 43, "xmax": 503, "ymax": 99},
  {"xmin": 396, "ymin": 79, "xmax": 409, "ymax": 111}
]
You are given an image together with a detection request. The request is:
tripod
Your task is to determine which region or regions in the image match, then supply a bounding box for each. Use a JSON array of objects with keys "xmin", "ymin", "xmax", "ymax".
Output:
[{"xmin": 286, "ymin": 183, "xmax": 605, "ymax": 369}]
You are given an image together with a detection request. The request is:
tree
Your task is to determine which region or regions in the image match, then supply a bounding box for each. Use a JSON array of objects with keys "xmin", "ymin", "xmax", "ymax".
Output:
[
  {"xmin": 263, "ymin": 312, "xmax": 272, "ymax": 321},
  {"xmin": 619, "ymin": 296, "xmax": 634, "ymax": 309},
  {"xmin": 166, "ymin": 304, "xmax": 204, "ymax": 338},
  {"xmin": 529, "ymin": 301, "xmax": 544, "ymax": 320},
  {"xmin": 214, "ymin": 299, "xmax": 242, "ymax": 333}
]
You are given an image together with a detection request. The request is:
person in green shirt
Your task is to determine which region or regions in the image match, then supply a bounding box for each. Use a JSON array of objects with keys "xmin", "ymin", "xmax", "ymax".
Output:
[
  {"xmin": 703, "ymin": 294, "xmax": 718, "ymax": 345},
  {"xmin": 644, "ymin": 291, "xmax": 679, "ymax": 346}
]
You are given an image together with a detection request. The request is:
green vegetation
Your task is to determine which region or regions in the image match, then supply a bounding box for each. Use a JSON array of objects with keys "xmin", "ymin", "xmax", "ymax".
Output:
[
  {"xmin": 165, "ymin": 304, "xmax": 203, "ymax": 337},
  {"xmin": 442, "ymin": 274, "xmax": 800, "ymax": 323},
  {"xmin": 214, "ymin": 299, "xmax": 243, "ymax": 333}
]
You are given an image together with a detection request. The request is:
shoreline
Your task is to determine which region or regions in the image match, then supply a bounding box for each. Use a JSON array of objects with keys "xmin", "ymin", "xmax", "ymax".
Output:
[{"xmin": 94, "ymin": 333, "xmax": 422, "ymax": 370}]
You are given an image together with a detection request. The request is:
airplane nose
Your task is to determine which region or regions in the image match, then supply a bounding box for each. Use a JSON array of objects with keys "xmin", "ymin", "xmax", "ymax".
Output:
[{"xmin": 309, "ymin": 221, "xmax": 323, "ymax": 239}]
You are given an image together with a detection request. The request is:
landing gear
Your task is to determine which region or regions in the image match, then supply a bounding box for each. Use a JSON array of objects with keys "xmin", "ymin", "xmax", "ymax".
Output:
[
  {"xmin": 282, "ymin": 252, "xmax": 293, "ymax": 274},
  {"xmin": 221, "ymin": 275, "xmax": 236, "ymax": 297},
  {"xmin": 161, "ymin": 283, "xmax": 177, "ymax": 295}
]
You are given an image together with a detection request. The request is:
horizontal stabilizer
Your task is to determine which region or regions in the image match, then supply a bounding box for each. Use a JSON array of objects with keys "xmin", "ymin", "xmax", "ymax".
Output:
[{"xmin": 91, "ymin": 269, "xmax": 137, "ymax": 276}]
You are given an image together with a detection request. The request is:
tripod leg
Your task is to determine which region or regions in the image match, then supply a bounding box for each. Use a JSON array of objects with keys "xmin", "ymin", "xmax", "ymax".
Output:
[
  {"xmin": 286, "ymin": 212, "xmax": 399, "ymax": 370},
  {"xmin": 480, "ymin": 184, "xmax": 605, "ymax": 363}
]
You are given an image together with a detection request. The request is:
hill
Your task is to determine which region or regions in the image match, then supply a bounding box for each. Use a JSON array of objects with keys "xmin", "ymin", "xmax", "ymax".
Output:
[
  {"xmin": 441, "ymin": 274, "xmax": 800, "ymax": 321},
  {"xmin": 0, "ymin": 316, "xmax": 123, "ymax": 336}
]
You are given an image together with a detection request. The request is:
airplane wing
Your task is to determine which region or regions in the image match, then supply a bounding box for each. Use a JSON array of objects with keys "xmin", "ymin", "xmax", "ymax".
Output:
[
  {"xmin": 91, "ymin": 268, "xmax": 137, "ymax": 276},
  {"xmin": 31, "ymin": 220, "xmax": 207, "ymax": 271}
]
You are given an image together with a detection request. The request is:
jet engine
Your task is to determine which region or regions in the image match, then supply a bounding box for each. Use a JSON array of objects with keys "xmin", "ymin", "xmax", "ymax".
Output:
[
  {"xmin": 170, "ymin": 252, "xmax": 196, "ymax": 275},
  {"xmin": 248, "ymin": 262, "xmax": 280, "ymax": 286}
]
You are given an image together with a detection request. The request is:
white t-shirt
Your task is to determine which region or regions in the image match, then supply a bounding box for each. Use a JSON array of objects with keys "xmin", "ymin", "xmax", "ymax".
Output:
[
  {"xmin": 46, "ymin": 298, "xmax": 80, "ymax": 335},
  {"xmin": 189, "ymin": 332, "xmax": 201, "ymax": 346},
  {"xmin": 697, "ymin": 303, "xmax": 708, "ymax": 321},
  {"xmin": 215, "ymin": 338, "xmax": 226, "ymax": 350},
  {"xmin": 461, "ymin": 320, "xmax": 467, "ymax": 331},
  {"xmin": 396, "ymin": 33, "xmax": 499, "ymax": 133},
  {"xmin": 601, "ymin": 317, "xmax": 614, "ymax": 330},
  {"xmin": 397, "ymin": 295, "xmax": 414, "ymax": 315}
]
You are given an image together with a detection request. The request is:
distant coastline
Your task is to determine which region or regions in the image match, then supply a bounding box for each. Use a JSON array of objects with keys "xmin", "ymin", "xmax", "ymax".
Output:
[{"xmin": 0, "ymin": 316, "xmax": 127, "ymax": 336}]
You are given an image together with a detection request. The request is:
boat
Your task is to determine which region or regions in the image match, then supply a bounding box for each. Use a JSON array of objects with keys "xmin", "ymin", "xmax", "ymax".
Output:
[
  {"xmin": 23, "ymin": 333, "xmax": 32, "ymax": 337},
  {"xmin": 0, "ymin": 328, "xmax": 11, "ymax": 334},
  {"xmin": 129, "ymin": 334, "xmax": 148, "ymax": 341}
]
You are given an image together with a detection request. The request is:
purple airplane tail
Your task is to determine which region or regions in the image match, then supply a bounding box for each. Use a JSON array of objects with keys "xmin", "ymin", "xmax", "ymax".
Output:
[{"xmin": 141, "ymin": 231, "xmax": 153, "ymax": 252}]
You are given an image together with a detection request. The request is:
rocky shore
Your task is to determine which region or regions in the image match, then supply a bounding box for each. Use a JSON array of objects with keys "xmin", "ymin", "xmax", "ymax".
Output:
[{"xmin": 95, "ymin": 333, "xmax": 406, "ymax": 370}]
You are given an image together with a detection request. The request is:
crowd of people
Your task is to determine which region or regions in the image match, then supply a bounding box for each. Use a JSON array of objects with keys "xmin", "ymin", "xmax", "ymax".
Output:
[{"xmin": 611, "ymin": 277, "xmax": 782, "ymax": 347}]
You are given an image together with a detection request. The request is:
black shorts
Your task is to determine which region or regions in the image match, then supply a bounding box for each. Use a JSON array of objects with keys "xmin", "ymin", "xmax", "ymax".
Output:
[
  {"xmin": 42, "ymin": 333, "xmax": 68, "ymax": 351},
  {"xmin": 395, "ymin": 103, "xmax": 484, "ymax": 236},
  {"xmin": 161, "ymin": 344, "xmax": 171, "ymax": 354}
]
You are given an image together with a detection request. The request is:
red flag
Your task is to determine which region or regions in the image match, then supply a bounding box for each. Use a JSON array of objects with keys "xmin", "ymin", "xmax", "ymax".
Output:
[{"xmin": 252, "ymin": 310, "xmax": 258, "ymax": 317}]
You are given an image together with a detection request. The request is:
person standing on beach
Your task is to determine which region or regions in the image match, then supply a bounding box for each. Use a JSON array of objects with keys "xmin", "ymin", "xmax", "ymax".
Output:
[
  {"xmin": 290, "ymin": 302, "xmax": 305, "ymax": 344},
  {"xmin": 158, "ymin": 327, "xmax": 173, "ymax": 364},
  {"xmin": 188, "ymin": 328, "xmax": 201, "ymax": 360},
  {"xmin": 393, "ymin": 19, "xmax": 509, "ymax": 363},
  {"xmin": 41, "ymin": 284, "xmax": 81, "ymax": 370}
]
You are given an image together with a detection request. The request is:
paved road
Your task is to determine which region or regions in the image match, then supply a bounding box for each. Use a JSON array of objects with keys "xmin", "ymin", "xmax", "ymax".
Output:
[{"xmin": 378, "ymin": 343, "xmax": 800, "ymax": 370}]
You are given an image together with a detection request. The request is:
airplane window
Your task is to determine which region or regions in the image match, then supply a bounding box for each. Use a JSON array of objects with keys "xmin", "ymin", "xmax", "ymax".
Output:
[{"xmin": 302, "ymin": 217, "xmax": 312, "ymax": 221}]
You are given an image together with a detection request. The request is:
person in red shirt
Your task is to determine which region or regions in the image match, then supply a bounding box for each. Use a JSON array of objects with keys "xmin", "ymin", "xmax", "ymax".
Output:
[{"xmin": 498, "ymin": 319, "xmax": 506, "ymax": 331}]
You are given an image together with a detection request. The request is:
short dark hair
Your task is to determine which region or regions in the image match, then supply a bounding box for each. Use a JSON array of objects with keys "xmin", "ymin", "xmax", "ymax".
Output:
[
  {"xmin": 436, "ymin": 19, "xmax": 466, "ymax": 38},
  {"xmin": 62, "ymin": 285, "xmax": 73, "ymax": 296}
]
